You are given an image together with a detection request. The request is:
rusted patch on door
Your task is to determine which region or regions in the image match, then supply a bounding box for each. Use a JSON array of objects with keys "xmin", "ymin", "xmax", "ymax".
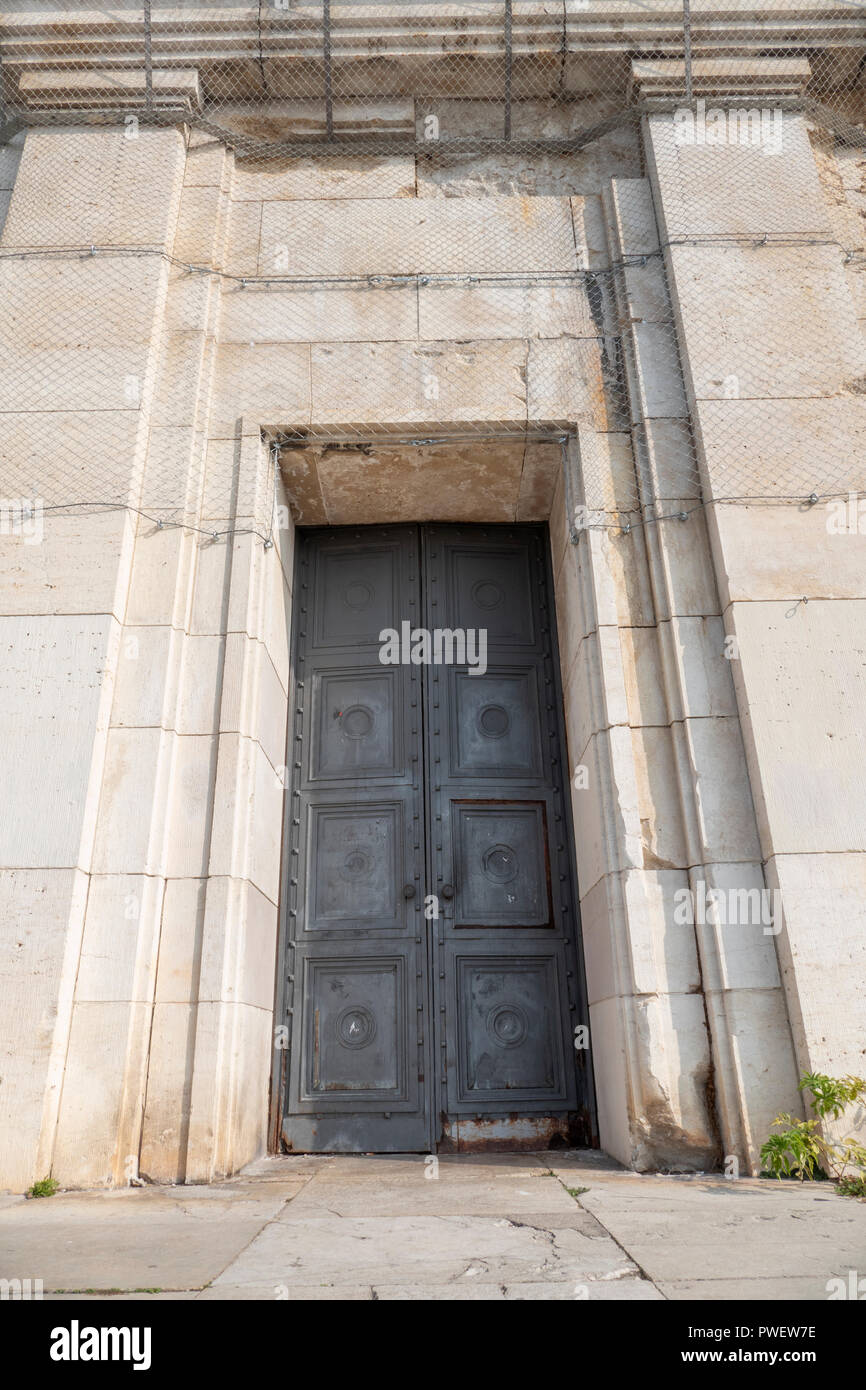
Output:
[{"xmin": 439, "ymin": 1113, "xmax": 590, "ymax": 1154}]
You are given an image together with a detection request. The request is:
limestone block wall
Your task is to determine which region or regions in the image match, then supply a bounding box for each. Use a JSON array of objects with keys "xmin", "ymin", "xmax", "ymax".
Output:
[
  {"xmin": 0, "ymin": 106, "xmax": 661, "ymax": 1187},
  {"xmin": 0, "ymin": 124, "xmax": 294, "ymax": 1189},
  {"xmin": 644, "ymin": 113, "xmax": 866, "ymax": 1143},
  {"xmin": 547, "ymin": 178, "xmax": 800, "ymax": 1173},
  {"xmin": 0, "ymin": 108, "xmax": 640, "ymax": 1188},
  {"xmin": 0, "ymin": 126, "xmax": 185, "ymax": 1190},
  {"xmin": 2, "ymin": 87, "xmax": 849, "ymax": 1187}
]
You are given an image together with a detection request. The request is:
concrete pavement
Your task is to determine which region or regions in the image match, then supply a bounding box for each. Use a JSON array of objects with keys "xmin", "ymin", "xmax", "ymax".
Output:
[{"xmin": 1, "ymin": 1150, "xmax": 863, "ymax": 1301}]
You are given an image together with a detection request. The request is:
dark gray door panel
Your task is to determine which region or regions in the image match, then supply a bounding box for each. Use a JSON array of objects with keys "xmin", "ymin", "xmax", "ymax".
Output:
[
  {"xmin": 424, "ymin": 525, "xmax": 592, "ymax": 1149},
  {"xmin": 449, "ymin": 666, "xmax": 544, "ymax": 779},
  {"xmin": 282, "ymin": 526, "xmax": 431, "ymax": 1153},
  {"xmin": 444, "ymin": 943, "xmax": 575, "ymax": 1109},
  {"xmin": 300, "ymin": 794, "xmax": 414, "ymax": 935},
  {"xmin": 448, "ymin": 799, "xmax": 553, "ymax": 929},
  {"xmin": 280, "ymin": 523, "xmax": 594, "ymax": 1153},
  {"xmin": 290, "ymin": 943, "xmax": 420, "ymax": 1110}
]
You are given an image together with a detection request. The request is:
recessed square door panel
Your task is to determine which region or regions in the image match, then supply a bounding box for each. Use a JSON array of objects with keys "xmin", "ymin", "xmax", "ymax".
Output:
[
  {"xmin": 452, "ymin": 801, "xmax": 552, "ymax": 927},
  {"xmin": 447, "ymin": 951, "xmax": 573, "ymax": 1107},
  {"xmin": 296, "ymin": 953, "xmax": 414, "ymax": 1105},
  {"xmin": 312, "ymin": 543, "xmax": 402, "ymax": 649},
  {"xmin": 446, "ymin": 544, "xmax": 536, "ymax": 646},
  {"xmin": 310, "ymin": 669, "xmax": 402, "ymax": 779},
  {"xmin": 450, "ymin": 667, "xmax": 543, "ymax": 778},
  {"xmin": 305, "ymin": 802, "xmax": 403, "ymax": 931}
]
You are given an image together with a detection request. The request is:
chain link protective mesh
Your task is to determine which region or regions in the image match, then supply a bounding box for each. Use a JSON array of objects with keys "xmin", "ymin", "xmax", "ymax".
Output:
[{"xmin": 0, "ymin": 2, "xmax": 863, "ymax": 539}]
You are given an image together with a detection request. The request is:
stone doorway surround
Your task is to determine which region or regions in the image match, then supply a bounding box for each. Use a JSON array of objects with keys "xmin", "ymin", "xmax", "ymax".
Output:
[
  {"xmin": 3, "ymin": 23, "xmax": 864, "ymax": 1191},
  {"xmin": 268, "ymin": 407, "xmax": 800, "ymax": 1182}
]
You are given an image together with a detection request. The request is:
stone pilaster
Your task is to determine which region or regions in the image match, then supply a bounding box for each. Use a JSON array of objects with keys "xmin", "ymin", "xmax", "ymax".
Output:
[
  {"xmin": 642, "ymin": 70, "xmax": 866, "ymax": 1145},
  {"xmin": 0, "ymin": 124, "xmax": 186, "ymax": 1190}
]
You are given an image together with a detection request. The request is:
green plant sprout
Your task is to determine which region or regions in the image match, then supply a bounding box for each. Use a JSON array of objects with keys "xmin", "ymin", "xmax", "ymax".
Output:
[
  {"xmin": 760, "ymin": 1073, "xmax": 866, "ymax": 1197},
  {"xmin": 26, "ymin": 1176, "xmax": 59, "ymax": 1198}
]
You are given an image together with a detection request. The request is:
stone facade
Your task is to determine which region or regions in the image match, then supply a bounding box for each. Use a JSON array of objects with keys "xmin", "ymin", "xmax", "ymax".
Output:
[{"xmin": 0, "ymin": 7, "xmax": 864, "ymax": 1190}]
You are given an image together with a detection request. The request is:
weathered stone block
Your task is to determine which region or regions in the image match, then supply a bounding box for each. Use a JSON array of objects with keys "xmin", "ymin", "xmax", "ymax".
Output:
[
  {"xmin": 630, "ymin": 724, "xmax": 689, "ymax": 871},
  {"xmin": 618, "ymin": 624, "xmax": 668, "ymax": 728},
  {"xmin": 645, "ymin": 503, "xmax": 720, "ymax": 619},
  {"xmin": 0, "ymin": 866, "xmax": 89, "ymax": 1191},
  {"xmin": 657, "ymin": 615, "xmax": 738, "ymax": 722},
  {"xmin": 645, "ymin": 111, "xmax": 831, "ymax": 240},
  {"xmin": 154, "ymin": 879, "xmax": 207, "ymax": 1005},
  {"xmin": 418, "ymin": 281, "xmax": 594, "ymax": 342},
  {"xmin": 0, "ymin": 614, "xmax": 119, "ymax": 868},
  {"xmin": 628, "ymin": 323, "xmax": 688, "ymax": 422},
  {"xmin": 729, "ymin": 598, "xmax": 866, "ymax": 855},
  {"xmin": 696, "ymin": 398, "xmax": 866, "ymax": 506},
  {"xmin": 703, "ymin": 982, "xmax": 801, "ymax": 1169},
  {"xmin": 207, "ymin": 734, "xmax": 283, "ymax": 904},
  {"xmin": 691, "ymin": 861, "xmax": 784, "ymax": 994},
  {"xmin": 516, "ymin": 441, "xmax": 561, "ymax": 521},
  {"xmin": 1, "ymin": 128, "xmax": 185, "ymax": 250},
  {"xmin": 666, "ymin": 243, "xmax": 866, "ymax": 401},
  {"xmin": 312, "ymin": 439, "xmax": 524, "ymax": 525},
  {"xmin": 633, "ymin": 418, "xmax": 700, "ymax": 503},
  {"xmin": 75, "ymin": 874, "xmax": 165, "ymax": 1003},
  {"xmin": 91, "ymin": 726, "xmax": 169, "ymax": 876},
  {"xmin": 570, "ymin": 726, "xmax": 644, "ymax": 898},
  {"xmin": 259, "ymin": 196, "xmax": 580, "ymax": 276},
  {"xmin": 0, "ymin": 256, "xmax": 168, "ymax": 348},
  {"xmin": 111, "ymin": 624, "xmax": 178, "ymax": 730},
  {"xmin": 220, "ymin": 282, "xmax": 417, "ymax": 344},
  {"xmin": 677, "ymin": 715, "xmax": 763, "ymax": 864},
  {"xmin": 210, "ymin": 342, "xmax": 311, "ymax": 436},
  {"xmin": 767, "ymin": 850, "xmax": 866, "ymax": 1080},
  {"xmin": 310, "ymin": 339, "xmax": 528, "ymax": 427},
  {"xmin": 172, "ymin": 184, "xmax": 228, "ymax": 266},
  {"xmin": 710, "ymin": 499, "xmax": 866, "ymax": 605},
  {"xmin": 165, "ymin": 735, "xmax": 219, "ymax": 879},
  {"xmin": 52, "ymin": 1000, "xmax": 152, "ymax": 1188},
  {"xmin": 232, "ymin": 155, "xmax": 415, "ymax": 202}
]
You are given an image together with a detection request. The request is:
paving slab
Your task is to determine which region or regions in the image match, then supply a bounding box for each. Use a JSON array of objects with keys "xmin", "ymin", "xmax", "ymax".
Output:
[
  {"xmin": 1, "ymin": 1150, "xmax": 861, "ymax": 1300},
  {"xmin": 43, "ymin": 1292, "xmax": 193, "ymax": 1301},
  {"xmin": 301, "ymin": 1152, "xmax": 550, "ymax": 1179},
  {"xmin": 373, "ymin": 1279, "xmax": 663, "ymax": 1301},
  {"xmin": 277, "ymin": 1176, "xmax": 577, "ymax": 1218},
  {"xmin": 579, "ymin": 1192, "xmax": 866, "ymax": 1284},
  {"xmin": 227, "ymin": 1155, "xmax": 332, "ymax": 1181},
  {"xmin": 659, "ymin": 1276, "xmax": 841, "ymax": 1301},
  {"xmin": 0, "ymin": 1183, "xmax": 306, "ymax": 1292},
  {"xmin": 196, "ymin": 1284, "xmax": 374, "ymax": 1300},
  {"xmin": 211, "ymin": 1213, "xmax": 640, "ymax": 1289},
  {"xmin": 577, "ymin": 1175, "xmax": 845, "ymax": 1209}
]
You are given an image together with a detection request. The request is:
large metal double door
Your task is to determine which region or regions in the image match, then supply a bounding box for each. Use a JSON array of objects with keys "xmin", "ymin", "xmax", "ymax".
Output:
[{"xmin": 279, "ymin": 523, "xmax": 593, "ymax": 1152}]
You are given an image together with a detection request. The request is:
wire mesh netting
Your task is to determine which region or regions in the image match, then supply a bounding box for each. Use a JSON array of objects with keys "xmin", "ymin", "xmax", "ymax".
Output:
[{"xmin": 0, "ymin": 2, "xmax": 864, "ymax": 539}]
